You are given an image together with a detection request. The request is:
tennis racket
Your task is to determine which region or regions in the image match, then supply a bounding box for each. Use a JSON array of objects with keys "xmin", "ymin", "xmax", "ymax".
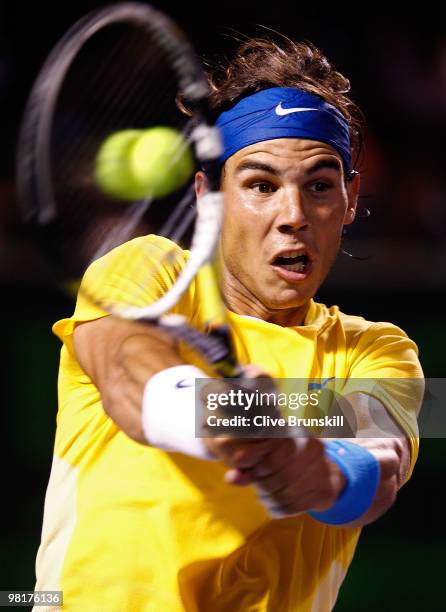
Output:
[{"xmin": 16, "ymin": 2, "xmax": 241, "ymax": 379}]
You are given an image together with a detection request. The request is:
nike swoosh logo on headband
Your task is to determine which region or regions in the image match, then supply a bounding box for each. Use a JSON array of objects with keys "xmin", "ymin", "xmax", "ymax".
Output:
[{"xmin": 275, "ymin": 102, "xmax": 319, "ymax": 116}]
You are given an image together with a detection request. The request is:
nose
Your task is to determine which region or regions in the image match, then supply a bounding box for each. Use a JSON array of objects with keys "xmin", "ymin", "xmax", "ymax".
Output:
[{"xmin": 276, "ymin": 188, "xmax": 309, "ymax": 235}]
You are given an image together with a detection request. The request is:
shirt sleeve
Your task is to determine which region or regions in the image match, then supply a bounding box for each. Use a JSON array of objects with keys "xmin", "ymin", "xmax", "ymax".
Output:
[
  {"xmin": 342, "ymin": 322, "xmax": 424, "ymax": 482},
  {"xmin": 52, "ymin": 235, "xmax": 189, "ymax": 356}
]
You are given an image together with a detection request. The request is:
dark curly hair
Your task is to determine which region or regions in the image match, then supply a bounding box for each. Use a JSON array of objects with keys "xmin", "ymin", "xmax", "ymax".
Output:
[{"xmin": 183, "ymin": 36, "xmax": 364, "ymax": 170}]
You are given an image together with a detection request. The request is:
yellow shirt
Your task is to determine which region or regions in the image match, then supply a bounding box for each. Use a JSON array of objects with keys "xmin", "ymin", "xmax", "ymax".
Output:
[{"xmin": 35, "ymin": 236, "xmax": 423, "ymax": 612}]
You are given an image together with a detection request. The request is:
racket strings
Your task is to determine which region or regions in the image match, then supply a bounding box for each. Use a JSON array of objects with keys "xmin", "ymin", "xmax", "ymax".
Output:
[
  {"xmin": 159, "ymin": 183, "xmax": 196, "ymax": 238},
  {"xmin": 55, "ymin": 29, "xmax": 168, "ymax": 197},
  {"xmin": 89, "ymin": 120, "xmax": 197, "ymax": 261},
  {"xmin": 18, "ymin": 4, "xmax": 226, "ymax": 343},
  {"xmin": 84, "ymin": 233, "xmax": 190, "ymax": 313},
  {"xmin": 89, "ymin": 188, "xmax": 197, "ymax": 312},
  {"xmin": 49, "ymin": 23, "xmax": 197, "ymax": 279},
  {"xmin": 55, "ymin": 26, "xmax": 171, "ymax": 173},
  {"xmin": 54, "ymin": 29, "xmax": 136, "ymax": 185}
]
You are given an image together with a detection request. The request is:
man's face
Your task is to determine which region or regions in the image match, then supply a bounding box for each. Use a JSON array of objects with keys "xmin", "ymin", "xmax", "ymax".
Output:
[{"xmin": 197, "ymin": 138, "xmax": 359, "ymax": 323}]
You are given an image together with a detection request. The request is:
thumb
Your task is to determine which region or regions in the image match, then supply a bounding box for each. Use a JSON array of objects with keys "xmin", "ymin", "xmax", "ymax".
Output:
[{"xmin": 224, "ymin": 467, "xmax": 253, "ymax": 486}]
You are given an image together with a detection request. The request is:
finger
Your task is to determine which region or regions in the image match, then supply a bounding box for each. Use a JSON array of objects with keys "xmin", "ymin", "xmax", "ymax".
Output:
[
  {"xmin": 256, "ymin": 452, "xmax": 343, "ymax": 513},
  {"xmin": 224, "ymin": 467, "xmax": 253, "ymax": 486},
  {"xmin": 249, "ymin": 436, "xmax": 315, "ymax": 481},
  {"xmin": 248, "ymin": 438, "xmax": 301, "ymax": 479},
  {"xmin": 226, "ymin": 438, "xmax": 276, "ymax": 469},
  {"xmin": 241, "ymin": 364, "xmax": 273, "ymax": 379},
  {"xmin": 255, "ymin": 440, "xmax": 326, "ymax": 495},
  {"xmin": 204, "ymin": 436, "xmax": 273, "ymax": 467},
  {"xmin": 261, "ymin": 497, "xmax": 305, "ymax": 519}
]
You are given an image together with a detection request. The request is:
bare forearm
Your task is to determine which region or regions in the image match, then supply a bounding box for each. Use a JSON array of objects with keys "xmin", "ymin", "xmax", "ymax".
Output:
[
  {"xmin": 73, "ymin": 316, "xmax": 183, "ymax": 443},
  {"xmin": 340, "ymin": 436, "xmax": 409, "ymax": 527}
]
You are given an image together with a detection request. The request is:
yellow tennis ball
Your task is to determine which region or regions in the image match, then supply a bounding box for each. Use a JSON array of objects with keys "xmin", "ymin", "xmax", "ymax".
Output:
[
  {"xmin": 94, "ymin": 126, "xmax": 194, "ymax": 200},
  {"xmin": 94, "ymin": 130, "xmax": 143, "ymax": 200},
  {"xmin": 131, "ymin": 127, "xmax": 194, "ymax": 198}
]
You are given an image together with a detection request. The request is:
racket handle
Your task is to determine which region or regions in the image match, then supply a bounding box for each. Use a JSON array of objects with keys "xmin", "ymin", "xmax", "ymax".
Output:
[
  {"xmin": 157, "ymin": 264, "xmax": 242, "ymax": 376},
  {"xmin": 158, "ymin": 316, "xmax": 242, "ymax": 377}
]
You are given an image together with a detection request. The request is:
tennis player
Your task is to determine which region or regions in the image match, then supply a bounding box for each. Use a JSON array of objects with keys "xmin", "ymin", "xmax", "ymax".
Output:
[{"xmin": 34, "ymin": 38, "xmax": 423, "ymax": 611}]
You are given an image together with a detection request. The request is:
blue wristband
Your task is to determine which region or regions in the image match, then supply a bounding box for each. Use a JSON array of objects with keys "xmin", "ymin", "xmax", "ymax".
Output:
[{"xmin": 308, "ymin": 440, "xmax": 380, "ymax": 526}]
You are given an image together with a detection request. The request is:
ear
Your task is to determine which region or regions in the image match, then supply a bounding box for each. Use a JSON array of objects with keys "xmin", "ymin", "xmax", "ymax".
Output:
[
  {"xmin": 195, "ymin": 170, "xmax": 209, "ymax": 200},
  {"xmin": 343, "ymin": 171, "xmax": 360, "ymax": 226}
]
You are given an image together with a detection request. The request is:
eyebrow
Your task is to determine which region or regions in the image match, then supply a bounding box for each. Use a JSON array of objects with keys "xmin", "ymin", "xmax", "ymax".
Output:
[
  {"xmin": 234, "ymin": 158, "xmax": 342, "ymax": 177},
  {"xmin": 235, "ymin": 161, "xmax": 280, "ymax": 176},
  {"xmin": 307, "ymin": 159, "xmax": 342, "ymax": 175}
]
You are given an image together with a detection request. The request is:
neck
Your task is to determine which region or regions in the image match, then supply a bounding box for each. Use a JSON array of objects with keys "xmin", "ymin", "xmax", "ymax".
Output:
[{"xmin": 220, "ymin": 267, "xmax": 311, "ymax": 328}]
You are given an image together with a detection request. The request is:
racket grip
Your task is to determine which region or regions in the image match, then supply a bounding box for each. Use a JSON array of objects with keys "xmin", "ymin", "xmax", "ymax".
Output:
[{"xmin": 158, "ymin": 317, "xmax": 242, "ymax": 377}]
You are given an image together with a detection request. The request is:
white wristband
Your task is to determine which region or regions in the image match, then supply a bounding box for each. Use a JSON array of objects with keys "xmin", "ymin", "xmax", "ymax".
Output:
[{"xmin": 142, "ymin": 365, "xmax": 214, "ymax": 460}]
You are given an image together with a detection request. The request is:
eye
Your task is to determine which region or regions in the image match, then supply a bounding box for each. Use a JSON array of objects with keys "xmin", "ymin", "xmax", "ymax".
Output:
[
  {"xmin": 251, "ymin": 181, "xmax": 276, "ymax": 194},
  {"xmin": 309, "ymin": 180, "xmax": 332, "ymax": 194}
]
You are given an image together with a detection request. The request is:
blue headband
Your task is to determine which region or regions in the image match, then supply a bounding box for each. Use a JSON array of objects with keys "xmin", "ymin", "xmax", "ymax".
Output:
[{"xmin": 216, "ymin": 87, "xmax": 352, "ymax": 171}]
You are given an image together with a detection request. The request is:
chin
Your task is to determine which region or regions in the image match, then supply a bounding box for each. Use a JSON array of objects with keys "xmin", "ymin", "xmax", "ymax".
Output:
[
  {"xmin": 271, "ymin": 280, "xmax": 318, "ymax": 307},
  {"xmin": 265, "ymin": 291, "xmax": 312, "ymax": 311}
]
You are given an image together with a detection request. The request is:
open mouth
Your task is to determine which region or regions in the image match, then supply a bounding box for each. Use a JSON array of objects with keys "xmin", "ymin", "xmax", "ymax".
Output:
[{"xmin": 272, "ymin": 252, "xmax": 310, "ymax": 273}]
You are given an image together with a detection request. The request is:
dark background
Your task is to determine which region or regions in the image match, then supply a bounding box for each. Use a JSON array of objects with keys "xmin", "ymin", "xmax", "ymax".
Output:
[{"xmin": 1, "ymin": 1, "xmax": 444, "ymax": 610}]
